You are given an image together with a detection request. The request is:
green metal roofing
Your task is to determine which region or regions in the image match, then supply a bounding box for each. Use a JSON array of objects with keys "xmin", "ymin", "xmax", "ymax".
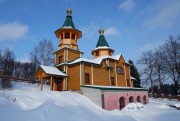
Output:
[
  {"xmin": 96, "ymin": 35, "xmax": 109, "ymax": 47},
  {"xmin": 62, "ymin": 15, "xmax": 75, "ymax": 29}
]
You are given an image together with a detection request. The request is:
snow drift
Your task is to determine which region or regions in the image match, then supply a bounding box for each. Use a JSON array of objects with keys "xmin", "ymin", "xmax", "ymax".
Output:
[{"xmin": 0, "ymin": 82, "xmax": 180, "ymax": 121}]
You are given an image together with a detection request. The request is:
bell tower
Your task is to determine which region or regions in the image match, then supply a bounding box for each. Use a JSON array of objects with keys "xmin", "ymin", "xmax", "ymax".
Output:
[
  {"xmin": 54, "ymin": 8, "xmax": 83, "ymax": 66},
  {"xmin": 55, "ymin": 8, "xmax": 82, "ymax": 50},
  {"xmin": 92, "ymin": 27, "xmax": 114, "ymax": 58}
]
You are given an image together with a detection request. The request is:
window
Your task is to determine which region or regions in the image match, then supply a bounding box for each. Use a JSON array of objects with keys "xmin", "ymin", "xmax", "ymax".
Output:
[
  {"xmin": 72, "ymin": 34, "xmax": 75, "ymax": 39},
  {"xmin": 109, "ymin": 51, "xmax": 112, "ymax": 56},
  {"xmin": 95, "ymin": 51, "xmax": 99, "ymax": 56},
  {"xmin": 61, "ymin": 34, "xmax": 63, "ymax": 39},
  {"xmin": 85, "ymin": 73, "xmax": 90, "ymax": 84},
  {"xmin": 65, "ymin": 33, "xmax": 70, "ymax": 39},
  {"xmin": 116, "ymin": 67, "xmax": 123, "ymax": 74},
  {"xmin": 59, "ymin": 56, "xmax": 63, "ymax": 64},
  {"xmin": 111, "ymin": 77, "xmax": 115, "ymax": 86}
]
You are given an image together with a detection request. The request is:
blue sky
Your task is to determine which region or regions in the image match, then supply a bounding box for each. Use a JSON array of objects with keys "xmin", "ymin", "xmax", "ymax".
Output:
[{"xmin": 0, "ymin": 0, "xmax": 180, "ymax": 63}]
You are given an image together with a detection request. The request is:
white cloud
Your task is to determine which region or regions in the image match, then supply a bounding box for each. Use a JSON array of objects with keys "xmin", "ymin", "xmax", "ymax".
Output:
[
  {"xmin": 0, "ymin": 22, "xmax": 28, "ymax": 41},
  {"xmin": 118, "ymin": 0, "xmax": 135, "ymax": 11},
  {"xmin": 105, "ymin": 27, "xmax": 119, "ymax": 36},
  {"xmin": 143, "ymin": 0, "xmax": 180, "ymax": 29}
]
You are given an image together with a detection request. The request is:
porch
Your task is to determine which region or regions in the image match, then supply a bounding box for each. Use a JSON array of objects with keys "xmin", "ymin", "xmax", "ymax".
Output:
[{"xmin": 34, "ymin": 65, "xmax": 67, "ymax": 91}]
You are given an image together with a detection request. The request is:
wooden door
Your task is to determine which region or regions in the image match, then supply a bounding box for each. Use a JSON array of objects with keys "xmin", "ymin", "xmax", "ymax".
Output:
[{"xmin": 57, "ymin": 78, "xmax": 63, "ymax": 91}]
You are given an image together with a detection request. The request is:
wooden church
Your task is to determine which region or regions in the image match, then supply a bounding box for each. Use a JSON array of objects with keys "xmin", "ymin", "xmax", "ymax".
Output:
[{"xmin": 34, "ymin": 8, "xmax": 133, "ymax": 91}]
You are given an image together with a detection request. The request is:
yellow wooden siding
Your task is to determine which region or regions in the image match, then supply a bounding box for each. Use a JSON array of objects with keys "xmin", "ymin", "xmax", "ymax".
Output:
[
  {"xmin": 68, "ymin": 64, "xmax": 80, "ymax": 90},
  {"xmin": 68, "ymin": 50, "xmax": 81, "ymax": 62}
]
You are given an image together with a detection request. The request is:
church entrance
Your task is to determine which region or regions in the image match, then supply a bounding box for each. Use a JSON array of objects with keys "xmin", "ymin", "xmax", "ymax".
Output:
[{"xmin": 57, "ymin": 78, "xmax": 63, "ymax": 91}]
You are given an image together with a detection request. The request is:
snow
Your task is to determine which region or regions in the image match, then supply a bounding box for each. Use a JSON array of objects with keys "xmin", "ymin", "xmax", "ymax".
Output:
[
  {"xmin": 130, "ymin": 76, "xmax": 136, "ymax": 80},
  {"xmin": 68, "ymin": 54, "xmax": 122, "ymax": 65},
  {"xmin": 56, "ymin": 54, "xmax": 122, "ymax": 67},
  {"xmin": 39, "ymin": 65, "xmax": 67, "ymax": 76},
  {"xmin": 62, "ymin": 26, "xmax": 73, "ymax": 29},
  {"xmin": 0, "ymin": 82, "xmax": 180, "ymax": 121},
  {"xmin": 93, "ymin": 46, "xmax": 110, "ymax": 50}
]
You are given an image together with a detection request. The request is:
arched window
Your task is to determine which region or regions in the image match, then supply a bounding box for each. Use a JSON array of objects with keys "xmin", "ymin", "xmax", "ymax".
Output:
[
  {"xmin": 143, "ymin": 96, "xmax": 147, "ymax": 104},
  {"xmin": 116, "ymin": 67, "xmax": 123, "ymax": 74},
  {"xmin": 137, "ymin": 96, "xmax": 141, "ymax": 103},
  {"xmin": 119, "ymin": 97, "xmax": 125, "ymax": 110},
  {"xmin": 129, "ymin": 96, "xmax": 133, "ymax": 103}
]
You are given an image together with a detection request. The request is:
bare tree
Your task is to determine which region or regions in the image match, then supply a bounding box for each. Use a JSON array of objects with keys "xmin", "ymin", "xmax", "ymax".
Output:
[
  {"xmin": 29, "ymin": 46, "xmax": 40, "ymax": 71},
  {"xmin": 2, "ymin": 48, "xmax": 15, "ymax": 76},
  {"xmin": 29, "ymin": 39, "xmax": 54, "ymax": 70},
  {"xmin": 37, "ymin": 39, "xmax": 54, "ymax": 66},
  {"xmin": 153, "ymin": 49, "xmax": 169, "ymax": 93},
  {"xmin": 138, "ymin": 35, "xmax": 180, "ymax": 95},
  {"xmin": 160, "ymin": 36, "xmax": 180, "ymax": 94},
  {"xmin": 0, "ymin": 48, "xmax": 15, "ymax": 89},
  {"xmin": 137, "ymin": 50, "xmax": 156, "ymax": 94}
]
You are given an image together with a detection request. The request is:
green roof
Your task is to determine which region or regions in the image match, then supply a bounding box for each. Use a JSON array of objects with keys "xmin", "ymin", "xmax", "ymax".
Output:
[
  {"xmin": 96, "ymin": 35, "xmax": 109, "ymax": 47},
  {"xmin": 62, "ymin": 15, "xmax": 75, "ymax": 29}
]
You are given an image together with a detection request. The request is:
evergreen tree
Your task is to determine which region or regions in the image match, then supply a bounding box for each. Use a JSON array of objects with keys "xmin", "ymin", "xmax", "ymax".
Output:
[{"xmin": 128, "ymin": 60, "xmax": 141, "ymax": 87}]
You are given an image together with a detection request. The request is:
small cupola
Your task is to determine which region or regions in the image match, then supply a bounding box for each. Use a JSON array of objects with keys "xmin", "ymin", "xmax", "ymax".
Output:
[{"xmin": 92, "ymin": 27, "xmax": 114, "ymax": 58}]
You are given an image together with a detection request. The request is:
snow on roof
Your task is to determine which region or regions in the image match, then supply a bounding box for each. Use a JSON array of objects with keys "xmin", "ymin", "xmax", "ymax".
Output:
[
  {"xmin": 40, "ymin": 65, "xmax": 67, "ymax": 76},
  {"xmin": 111, "ymin": 54, "xmax": 121, "ymax": 60},
  {"xmin": 53, "ymin": 46, "xmax": 84, "ymax": 54},
  {"xmin": 68, "ymin": 54, "xmax": 122, "ymax": 65},
  {"xmin": 93, "ymin": 46, "xmax": 110, "ymax": 50},
  {"xmin": 62, "ymin": 26, "xmax": 73, "ymax": 29},
  {"xmin": 130, "ymin": 76, "xmax": 136, "ymax": 80}
]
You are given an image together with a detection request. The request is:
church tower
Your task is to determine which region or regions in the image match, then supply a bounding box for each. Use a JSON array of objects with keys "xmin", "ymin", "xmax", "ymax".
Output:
[
  {"xmin": 92, "ymin": 27, "xmax": 114, "ymax": 58},
  {"xmin": 54, "ymin": 8, "xmax": 83, "ymax": 65}
]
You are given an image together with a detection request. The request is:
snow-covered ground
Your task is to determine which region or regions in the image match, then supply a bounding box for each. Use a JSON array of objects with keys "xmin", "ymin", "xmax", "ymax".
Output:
[{"xmin": 0, "ymin": 82, "xmax": 180, "ymax": 121}]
